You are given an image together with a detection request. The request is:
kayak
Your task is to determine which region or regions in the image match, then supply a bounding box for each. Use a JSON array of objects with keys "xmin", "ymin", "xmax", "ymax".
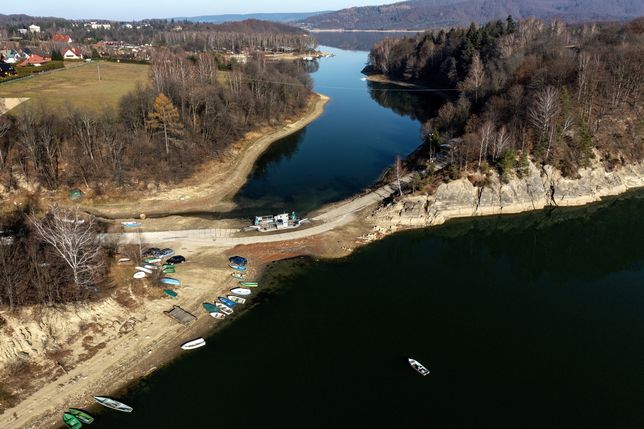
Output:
[
  {"xmin": 230, "ymin": 287, "xmax": 251, "ymax": 296},
  {"xmin": 218, "ymin": 297, "xmax": 237, "ymax": 307},
  {"xmin": 94, "ymin": 396, "xmax": 133, "ymax": 412},
  {"xmin": 68, "ymin": 408, "xmax": 94, "ymax": 424},
  {"xmin": 203, "ymin": 302, "xmax": 218, "ymax": 313},
  {"xmin": 229, "ymin": 264, "xmax": 247, "ymax": 271},
  {"xmin": 227, "ymin": 295, "xmax": 247, "ymax": 304},
  {"xmin": 163, "ymin": 289, "xmax": 178, "ymax": 298},
  {"xmin": 133, "ymin": 271, "xmax": 146, "ymax": 279},
  {"xmin": 239, "ymin": 282, "xmax": 258, "ymax": 287},
  {"xmin": 215, "ymin": 302, "xmax": 234, "ymax": 315},
  {"xmin": 160, "ymin": 277, "xmax": 181, "ymax": 286},
  {"xmin": 63, "ymin": 413, "xmax": 82, "ymax": 429},
  {"xmin": 181, "ymin": 338, "xmax": 206, "ymax": 350}
]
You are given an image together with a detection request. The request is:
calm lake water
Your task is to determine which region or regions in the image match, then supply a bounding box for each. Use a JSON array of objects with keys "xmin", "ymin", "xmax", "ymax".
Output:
[
  {"xmin": 94, "ymin": 190, "xmax": 644, "ymax": 428},
  {"xmin": 90, "ymin": 46, "xmax": 644, "ymax": 428},
  {"xmin": 234, "ymin": 46, "xmax": 443, "ymax": 216}
]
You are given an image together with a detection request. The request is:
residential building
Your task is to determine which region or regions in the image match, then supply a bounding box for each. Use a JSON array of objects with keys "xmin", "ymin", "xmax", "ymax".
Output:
[
  {"xmin": 62, "ymin": 48, "xmax": 83, "ymax": 60},
  {"xmin": 19, "ymin": 54, "xmax": 50, "ymax": 67},
  {"xmin": 52, "ymin": 33, "xmax": 73, "ymax": 43},
  {"xmin": 28, "ymin": 25, "xmax": 41, "ymax": 33}
]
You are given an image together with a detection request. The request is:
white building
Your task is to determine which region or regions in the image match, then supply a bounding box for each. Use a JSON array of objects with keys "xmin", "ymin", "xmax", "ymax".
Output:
[
  {"xmin": 28, "ymin": 25, "xmax": 41, "ymax": 33},
  {"xmin": 85, "ymin": 21, "xmax": 111, "ymax": 30},
  {"xmin": 18, "ymin": 28, "xmax": 28, "ymax": 35},
  {"xmin": 62, "ymin": 48, "xmax": 83, "ymax": 60}
]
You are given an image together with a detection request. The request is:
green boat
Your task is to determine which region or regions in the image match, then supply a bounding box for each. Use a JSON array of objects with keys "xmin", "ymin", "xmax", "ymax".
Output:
[
  {"xmin": 203, "ymin": 302, "xmax": 218, "ymax": 313},
  {"xmin": 164, "ymin": 289, "xmax": 178, "ymax": 298},
  {"xmin": 162, "ymin": 264, "xmax": 174, "ymax": 269},
  {"xmin": 239, "ymin": 282, "xmax": 258, "ymax": 287},
  {"xmin": 162, "ymin": 267, "xmax": 176, "ymax": 274},
  {"xmin": 63, "ymin": 412, "xmax": 83, "ymax": 429},
  {"xmin": 68, "ymin": 408, "xmax": 94, "ymax": 424}
]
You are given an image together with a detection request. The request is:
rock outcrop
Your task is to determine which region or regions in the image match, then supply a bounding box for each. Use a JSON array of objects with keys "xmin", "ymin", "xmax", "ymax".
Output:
[{"xmin": 370, "ymin": 160, "xmax": 644, "ymax": 232}]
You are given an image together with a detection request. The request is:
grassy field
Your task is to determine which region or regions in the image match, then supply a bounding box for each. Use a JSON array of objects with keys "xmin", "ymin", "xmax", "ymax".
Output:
[{"xmin": 0, "ymin": 62, "xmax": 150, "ymax": 112}]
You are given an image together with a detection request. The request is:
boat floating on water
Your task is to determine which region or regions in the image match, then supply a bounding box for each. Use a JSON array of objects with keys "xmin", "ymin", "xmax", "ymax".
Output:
[
  {"xmin": 239, "ymin": 281, "xmax": 258, "ymax": 287},
  {"xmin": 215, "ymin": 302, "xmax": 234, "ymax": 315},
  {"xmin": 408, "ymin": 358, "xmax": 430, "ymax": 376},
  {"xmin": 181, "ymin": 338, "xmax": 206, "ymax": 350},
  {"xmin": 227, "ymin": 295, "xmax": 246, "ymax": 304},
  {"xmin": 94, "ymin": 396, "xmax": 133, "ymax": 412},
  {"xmin": 230, "ymin": 287, "xmax": 251, "ymax": 296},
  {"xmin": 68, "ymin": 408, "xmax": 94, "ymax": 424}
]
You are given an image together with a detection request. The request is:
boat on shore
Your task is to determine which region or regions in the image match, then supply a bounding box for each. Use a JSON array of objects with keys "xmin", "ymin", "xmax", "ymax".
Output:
[
  {"xmin": 210, "ymin": 311, "xmax": 226, "ymax": 319},
  {"xmin": 227, "ymin": 295, "xmax": 247, "ymax": 304},
  {"xmin": 239, "ymin": 281, "xmax": 258, "ymax": 287},
  {"xmin": 231, "ymin": 272, "xmax": 246, "ymax": 279},
  {"xmin": 229, "ymin": 264, "xmax": 247, "ymax": 271},
  {"xmin": 219, "ymin": 296, "xmax": 237, "ymax": 307},
  {"xmin": 230, "ymin": 287, "xmax": 251, "ymax": 296},
  {"xmin": 181, "ymin": 338, "xmax": 206, "ymax": 350},
  {"xmin": 135, "ymin": 266, "xmax": 152, "ymax": 274},
  {"xmin": 133, "ymin": 271, "xmax": 146, "ymax": 279},
  {"xmin": 203, "ymin": 302, "xmax": 218, "ymax": 313},
  {"xmin": 68, "ymin": 408, "xmax": 94, "ymax": 424},
  {"xmin": 160, "ymin": 277, "xmax": 181, "ymax": 286},
  {"xmin": 94, "ymin": 396, "xmax": 133, "ymax": 412},
  {"xmin": 163, "ymin": 289, "xmax": 178, "ymax": 298},
  {"xmin": 229, "ymin": 256, "xmax": 248, "ymax": 266},
  {"xmin": 407, "ymin": 358, "xmax": 430, "ymax": 376},
  {"xmin": 215, "ymin": 302, "xmax": 234, "ymax": 315},
  {"xmin": 63, "ymin": 412, "xmax": 82, "ymax": 429},
  {"xmin": 121, "ymin": 221, "xmax": 141, "ymax": 228}
]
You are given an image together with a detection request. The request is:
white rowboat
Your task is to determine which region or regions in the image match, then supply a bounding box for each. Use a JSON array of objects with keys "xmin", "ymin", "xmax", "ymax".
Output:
[
  {"xmin": 94, "ymin": 396, "xmax": 133, "ymax": 412},
  {"xmin": 133, "ymin": 271, "xmax": 146, "ymax": 279},
  {"xmin": 215, "ymin": 302, "xmax": 234, "ymax": 315},
  {"xmin": 230, "ymin": 287, "xmax": 251, "ymax": 296},
  {"xmin": 227, "ymin": 295, "xmax": 247, "ymax": 304},
  {"xmin": 135, "ymin": 266, "xmax": 152, "ymax": 274},
  {"xmin": 181, "ymin": 338, "xmax": 206, "ymax": 350},
  {"xmin": 210, "ymin": 312, "xmax": 226, "ymax": 319}
]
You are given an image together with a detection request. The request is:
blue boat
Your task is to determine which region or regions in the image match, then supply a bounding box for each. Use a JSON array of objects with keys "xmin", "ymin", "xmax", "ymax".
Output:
[
  {"xmin": 160, "ymin": 277, "xmax": 181, "ymax": 286},
  {"xmin": 229, "ymin": 256, "xmax": 247, "ymax": 266},
  {"xmin": 218, "ymin": 297, "xmax": 237, "ymax": 308},
  {"xmin": 229, "ymin": 264, "xmax": 247, "ymax": 271}
]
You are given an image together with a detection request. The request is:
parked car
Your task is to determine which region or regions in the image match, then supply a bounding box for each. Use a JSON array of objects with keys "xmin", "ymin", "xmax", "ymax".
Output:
[
  {"xmin": 142, "ymin": 247, "xmax": 161, "ymax": 257},
  {"xmin": 166, "ymin": 255, "xmax": 186, "ymax": 265},
  {"xmin": 159, "ymin": 248, "xmax": 174, "ymax": 258}
]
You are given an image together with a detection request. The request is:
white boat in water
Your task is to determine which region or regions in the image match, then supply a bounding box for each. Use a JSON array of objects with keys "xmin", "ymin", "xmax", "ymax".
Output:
[
  {"xmin": 408, "ymin": 358, "xmax": 430, "ymax": 376},
  {"xmin": 215, "ymin": 302, "xmax": 234, "ymax": 315},
  {"xmin": 181, "ymin": 338, "xmax": 206, "ymax": 350},
  {"xmin": 94, "ymin": 396, "xmax": 133, "ymax": 412},
  {"xmin": 227, "ymin": 295, "xmax": 247, "ymax": 304},
  {"xmin": 230, "ymin": 287, "xmax": 251, "ymax": 296}
]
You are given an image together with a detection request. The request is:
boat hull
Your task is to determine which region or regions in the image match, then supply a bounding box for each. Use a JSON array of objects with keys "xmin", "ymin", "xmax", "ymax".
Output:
[
  {"xmin": 68, "ymin": 408, "xmax": 94, "ymax": 424},
  {"xmin": 181, "ymin": 338, "xmax": 206, "ymax": 350},
  {"xmin": 215, "ymin": 302, "xmax": 234, "ymax": 315},
  {"xmin": 239, "ymin": 282, "xmax": 258, "ymax": 287},
  {"xmin": 229, "ymin": 264, "xmax": 247, "ymax": 271},
  {"xmin": 230, "ymin": 287, "xmax": 252, "ymax": 296},
  {"xmin": 94, "ymin": 396, "xmax": 133, "ymax": 412},
  {"xmin": 227, "ymin": 295, "xmax": 247, "ymax": 304},
  {"xmin": 160, "ymin": 277, "xmax": 181, "ymax": 286}
]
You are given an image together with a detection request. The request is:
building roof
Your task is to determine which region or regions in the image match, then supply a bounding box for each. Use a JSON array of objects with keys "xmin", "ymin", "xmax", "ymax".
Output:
[
  {"xmin": 52, "ymin": 33, "xmax": 72, "ymax": 42},
  {"xmin": 19, "ymin": 54, "xmax": 50, "ymax": 66},
  {"xmin": 63, "ymin": 47, "xmax": 82, "ymax": 57}
]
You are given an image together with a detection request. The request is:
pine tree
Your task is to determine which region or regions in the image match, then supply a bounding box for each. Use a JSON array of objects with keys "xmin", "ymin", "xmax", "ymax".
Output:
[{"xmin": 146, "ymin": 93, "xmax": 183, "ymax": 155}]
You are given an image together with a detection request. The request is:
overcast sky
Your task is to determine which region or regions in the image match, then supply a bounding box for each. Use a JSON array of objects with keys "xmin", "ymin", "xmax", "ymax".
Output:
[{"xmin": 2, "ymin": 0, "xmax": 392, "ymax": 20}]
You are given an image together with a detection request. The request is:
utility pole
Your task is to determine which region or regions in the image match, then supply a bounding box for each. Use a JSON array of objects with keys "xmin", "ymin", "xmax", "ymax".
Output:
[{"xmin": 97, "ymin": 62, "xmax": 101, "ymax": 81}]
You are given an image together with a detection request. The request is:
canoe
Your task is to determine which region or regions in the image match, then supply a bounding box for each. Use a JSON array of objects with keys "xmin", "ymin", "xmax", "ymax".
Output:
[
  {"xmin": 63, "ymin": 412, "xmax": 82, "ymax": 429},
  {"xmin": 230, "ymin": 287, "xmax": 251, "ymax": 296},
  {"xmin": 160, "ymin": 277, "xmax": 181, "ymax": 286},
  {"xmin": 164, "ymin": 289, "xmax": 178, "ymax": 298},
  {"xmin": 133, "ymin": 271, "xmax": 146, "ymax": 279},
  {"xmin": 218, "ymin": 296, "xmax": 237, "ymax": 307},
  {"xmin": 162, "ymin": 264, "xmax": 174, "ymax": 269},
  {"xmin": 227, "ymin": 295, "xmax": 246, "ymax": 304},
  {"xmin": 229, "ymin": 264, "xmax": 247, "ymax": 271},
  {"xmin": 142, "ymin": 257, "xmax": 161, "ymax": 264},
  {"xmin": 239, "ymin": 282, "xmax": 258, "ymax": 287},
  {"xmin": 121, "ymin": 221, "xmax": 141, "ymax": 228},
  {"xmin": 215, "ymin": 302, "xmax": 234, "ymax": 315},
  {"xmin": 231, "ymin": 272, "xmax": 246, "ymax": 279},
  {"xmin": 203, "ymin": 302, "xmax": 218, "ymax": 313},
  {"xmin": 68, "ymin": 408, "xmax": 94, "ymax": 424},
  {"xmin": 143, "ymin": 264, "xmax": 158, "ymax": 270},
  {"xmin": 135, "ymin": 266, "xmax": 152, "ymax": 274},
  {"xmin": 181, "ymin": 338, "xmax": 206, "ymax": 350},
  {"xmin": 94, "ymin": 396, "xmax": 133, "ymax": 412},
  {"xmin": 162, "ymin": 267, "xmax": 176, "ymax": 274},
  {"xmin": 210, "ymin": 312, "xmax": 226, "ymax": 319}
]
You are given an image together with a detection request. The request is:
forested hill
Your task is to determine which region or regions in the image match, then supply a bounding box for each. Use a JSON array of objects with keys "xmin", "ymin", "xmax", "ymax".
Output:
[
  {"xmin": 200, "ymin": 19, "xmax": 308, "ymax": 35},
  {"xmin": 182, "ymin": 12, "xmax": 329, "ymax": 24},
  {"xmin": 300, "ymin": 0, "xmax": 644, "ymax": 30}
]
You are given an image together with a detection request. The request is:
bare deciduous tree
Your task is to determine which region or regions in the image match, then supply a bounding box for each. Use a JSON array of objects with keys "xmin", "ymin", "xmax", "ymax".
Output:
[
  {"xmin": 528, "ymin": 86, "xmax": 560, "ymax": 160},
  {"xmin": 478, "ymin": 121, "xmax": 495, "ymax": 168},
  {"xmin": 459, "ymin": 51, "xmax": 485, "ymax": 102},
  {"xmin": 29, "ymin": 206, "xmax": 104, "ymax": 292}
]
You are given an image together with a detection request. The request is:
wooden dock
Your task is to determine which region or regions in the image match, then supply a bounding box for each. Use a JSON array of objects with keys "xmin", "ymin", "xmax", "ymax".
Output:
[{"xmin": 164, "ymin": 306, "xmax": 197, "ymax": 325}]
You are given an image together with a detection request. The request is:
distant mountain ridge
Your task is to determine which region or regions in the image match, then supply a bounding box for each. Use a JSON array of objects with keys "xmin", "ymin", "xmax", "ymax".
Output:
[
  {"xmin": 300, "ymin": 0, "xmax": 644, "ymax": 30},
  {"xmin": 181, "ymin": 12, "xmax": 330, "ymax": 24}
]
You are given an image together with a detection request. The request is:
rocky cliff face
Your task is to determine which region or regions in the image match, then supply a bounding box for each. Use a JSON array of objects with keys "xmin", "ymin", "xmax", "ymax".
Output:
[{"xmin": 370, "ymin": 160, "xmax": 644, "ymax": 232}]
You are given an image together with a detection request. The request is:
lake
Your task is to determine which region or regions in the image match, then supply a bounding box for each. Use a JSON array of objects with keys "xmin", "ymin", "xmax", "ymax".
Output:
[{"xmin": 91, "ymin": 45, "xmax": 644, "ymax": 428}]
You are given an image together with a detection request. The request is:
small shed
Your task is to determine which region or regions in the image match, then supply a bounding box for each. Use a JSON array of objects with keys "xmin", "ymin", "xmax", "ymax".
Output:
[{"xmin": 164, "ymin": 306, "xmax": 197, "ymax": 325}]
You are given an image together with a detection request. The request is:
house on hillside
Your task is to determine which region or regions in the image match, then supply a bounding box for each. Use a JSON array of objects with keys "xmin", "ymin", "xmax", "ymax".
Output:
[
  {"xmin": 0, "ymin": 62, "xmax": 17, "ymax": 77},
  {"xmin": 19, "ymin": 54, "xmax": 50, "ymax": 67},
  {"xmin": 62, "ymin": 48, "xmax": 83, "ymax": 60},
  {"xmin": 29, "ymin": 25, "xmax": 41, "ymax": 33},
  {"xmin": 52, "ymin": 33, "xmax": 73, "ymax": 43}
]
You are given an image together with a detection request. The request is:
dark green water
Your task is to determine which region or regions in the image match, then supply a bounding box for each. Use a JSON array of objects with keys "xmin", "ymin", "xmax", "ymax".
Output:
[{"xmin": 93, "ymin": 190, "xmax": 644, "ymax": 428}]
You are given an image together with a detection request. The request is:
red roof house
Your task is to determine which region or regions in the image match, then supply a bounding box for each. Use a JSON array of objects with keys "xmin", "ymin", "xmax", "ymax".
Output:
[
  {"xmin": 52, "ymin": 33, "xmax": 73, "ymax": 43},
  {"xmin": 18, "ymin": 54, "xmax": 51, "ymax": 67},
  {"xmin": 62, "ymin": 48, "xmax": 83, "ymax": 60}
]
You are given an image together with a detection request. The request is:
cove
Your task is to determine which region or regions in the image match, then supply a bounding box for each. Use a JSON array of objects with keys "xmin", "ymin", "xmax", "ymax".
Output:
[{"xmin": 93, "ymin": 189, "xmax": 644, "ymax": 428}]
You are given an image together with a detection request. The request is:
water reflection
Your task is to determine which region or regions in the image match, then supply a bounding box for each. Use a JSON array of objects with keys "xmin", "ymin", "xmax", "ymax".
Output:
[
  {"xmin": 315, "ymin": 31, "xmax": 417, "ymax": 51},
  {"xmin": 367, "ymin": 81, "xmax": 442, "ymax": 123}
]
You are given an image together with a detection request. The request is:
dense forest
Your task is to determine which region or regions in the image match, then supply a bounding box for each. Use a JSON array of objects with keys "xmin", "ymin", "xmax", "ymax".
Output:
[
  {"xmin": 301, "ymin": 0, "xmax": 644, "ymax": 30},
  {"xmin": 368, "ymin": 17, "xmax": 643, "ymax": 180}
]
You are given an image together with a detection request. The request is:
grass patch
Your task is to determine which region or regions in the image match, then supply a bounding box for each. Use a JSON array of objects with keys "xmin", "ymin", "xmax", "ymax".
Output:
[{"xmin": 0, "ymin": 61, "xmax": 150, "ymax": 112}]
